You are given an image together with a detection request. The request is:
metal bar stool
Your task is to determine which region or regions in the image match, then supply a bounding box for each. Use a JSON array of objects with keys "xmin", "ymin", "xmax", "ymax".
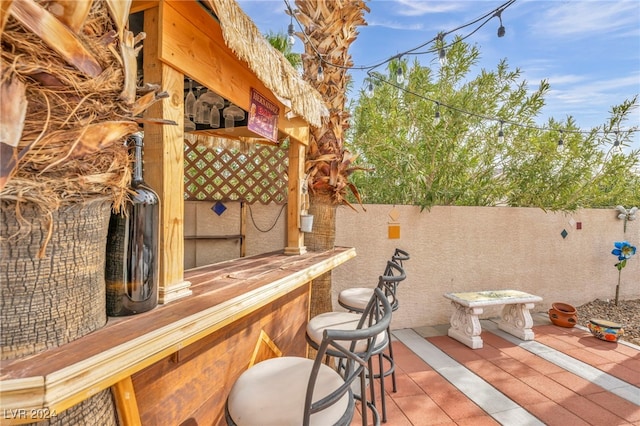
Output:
[
  {"xmin": 337, "ymin": 249, "xmax": 409, "ymax": 422},
  {"xmin": 306, "ymin": 261, "xmax": 405, "ymax": 424},
  {"xmin": 225, "ymin": 288, "xmax": 393, "ymax": 426}
]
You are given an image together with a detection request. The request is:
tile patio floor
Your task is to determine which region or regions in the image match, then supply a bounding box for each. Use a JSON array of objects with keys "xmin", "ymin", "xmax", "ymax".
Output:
[{"xmin": 349, "ymin": 314, "xmax": 640, "ymax": 426}]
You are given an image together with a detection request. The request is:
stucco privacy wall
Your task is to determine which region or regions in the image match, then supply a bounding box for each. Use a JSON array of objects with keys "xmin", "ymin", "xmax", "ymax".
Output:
[
  {"xmin": 333, "ymin": 205, "xmax": 640, "ymax": 329},
  {"xmin": 184, "ymin": 201, "xmax": 286, "ymax": 269},
  {"xmin": 184, "ymin": 202, "xmax": 639, "ymax": 329}
]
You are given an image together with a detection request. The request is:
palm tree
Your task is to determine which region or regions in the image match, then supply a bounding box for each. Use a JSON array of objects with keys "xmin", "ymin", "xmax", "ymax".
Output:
[
  {"xmin": 292, "ymin": 0, "xmax": 370, "ymax": 318},
  {"xmin": 265, "ymin": 31, "xmax": 302, "ymax": 70}
]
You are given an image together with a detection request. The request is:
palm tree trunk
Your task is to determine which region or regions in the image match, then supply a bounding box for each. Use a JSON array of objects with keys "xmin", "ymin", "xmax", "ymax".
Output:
[
  {"xmin": 306, "ymin": 198, "xmax": 336, "ymax": 317},
  {"xmin": 293, "ymin": 0, "xmax": 369, "ymax": 322}
]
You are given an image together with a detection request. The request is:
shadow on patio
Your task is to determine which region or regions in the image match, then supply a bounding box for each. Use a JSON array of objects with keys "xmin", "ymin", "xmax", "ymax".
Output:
[{"xmin": 350, "ymin": 314, "xmax": 640, "ymax": 426}]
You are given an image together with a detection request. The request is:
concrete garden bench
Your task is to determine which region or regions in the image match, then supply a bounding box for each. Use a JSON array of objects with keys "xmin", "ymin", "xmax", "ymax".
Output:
[{"xmin": 443, "ymin": 290, "xmax": 543, "ymax": 349}]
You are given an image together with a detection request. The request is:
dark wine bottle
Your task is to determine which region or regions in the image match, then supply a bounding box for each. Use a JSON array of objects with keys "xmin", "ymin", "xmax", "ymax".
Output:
[{"xmin": 105, "ymin": 133, "xmax": 160, "ymax": 316}]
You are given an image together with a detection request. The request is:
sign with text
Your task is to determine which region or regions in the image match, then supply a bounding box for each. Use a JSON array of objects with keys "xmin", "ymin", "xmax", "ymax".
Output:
[{"xmin": 248, "ymin": 88, "xmax": 279, "ymax": 143}]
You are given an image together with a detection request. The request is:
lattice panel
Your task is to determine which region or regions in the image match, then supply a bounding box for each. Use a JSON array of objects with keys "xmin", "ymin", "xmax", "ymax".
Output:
[{"xmin": 184, "ymin": 139, "xmax": 288, "ymax": 204}]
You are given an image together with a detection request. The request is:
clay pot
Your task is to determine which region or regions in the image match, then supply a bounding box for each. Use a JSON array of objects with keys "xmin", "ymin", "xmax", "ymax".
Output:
[
  {"xmin": 548, "ymin": 302, "xmax": 578, "ymax": 328},
  {"xmin": 588, "ymin": 318, "xmax": 624, "ymax": 342}
]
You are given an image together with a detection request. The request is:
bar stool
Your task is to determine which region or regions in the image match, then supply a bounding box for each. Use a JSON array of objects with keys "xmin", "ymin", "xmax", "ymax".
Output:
[
  {"xmin": 337, "ymin": 250, "xmax": 409, "ymax": 422},
  {"xmin": 307, "ymin": 265, "xmax": 404, "ymax": 425},
  {"xmin": 225, "ymin": 288, "xmax": 393, "ymax": 426}
]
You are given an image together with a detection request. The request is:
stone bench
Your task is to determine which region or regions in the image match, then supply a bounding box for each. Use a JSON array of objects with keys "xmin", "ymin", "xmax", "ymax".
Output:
[{"xmin": 443, "ymin": 290, "xmax": 543, "ymax": 349}]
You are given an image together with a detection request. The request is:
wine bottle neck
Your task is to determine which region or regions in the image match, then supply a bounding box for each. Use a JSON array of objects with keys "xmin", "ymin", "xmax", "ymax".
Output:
[{"xmin": 131, "ymin": 135, "xmax": 144, "ymax": 185}]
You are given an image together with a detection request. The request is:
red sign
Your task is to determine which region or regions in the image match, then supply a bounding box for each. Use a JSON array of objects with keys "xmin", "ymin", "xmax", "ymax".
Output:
[{"xmin": 247, "ymin": 88, "xmax": 279, "ymax": 143}]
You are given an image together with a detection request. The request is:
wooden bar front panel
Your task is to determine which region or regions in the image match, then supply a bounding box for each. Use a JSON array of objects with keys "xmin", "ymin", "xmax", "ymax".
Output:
[{"xmin": 131, "ymin": 283, "xmax": 310, "ymax": 425}]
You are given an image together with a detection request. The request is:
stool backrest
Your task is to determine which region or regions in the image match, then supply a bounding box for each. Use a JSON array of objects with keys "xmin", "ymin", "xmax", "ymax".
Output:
[
  {"xmin": 392, "ymin": 248, "xmax": 410, "ymax": 268},
  {"xmin": 379, "ymin": 260, "xmax": 406, "ymax": 310},
  {"xmin": 304, "ymin": 287, "xmax": 392, "ymax": 425}
]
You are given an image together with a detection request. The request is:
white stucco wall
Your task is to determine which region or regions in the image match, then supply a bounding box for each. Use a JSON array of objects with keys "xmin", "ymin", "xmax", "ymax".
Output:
[
  {"xmin": 184, "ymin": 202, "xmax": 639, "ymax": 329},
  {"xmin": 334, "ymin": 205, "xmax": 640, "ymax": 329}
]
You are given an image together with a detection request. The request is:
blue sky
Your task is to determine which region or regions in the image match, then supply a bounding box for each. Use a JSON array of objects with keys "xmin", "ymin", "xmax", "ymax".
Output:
[{"xmin": 238, "ymin": 0, "xmax": 640, "ymax": 151}]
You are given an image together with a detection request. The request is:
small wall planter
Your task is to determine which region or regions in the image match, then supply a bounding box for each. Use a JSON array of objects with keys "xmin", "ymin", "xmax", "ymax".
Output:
[
  {"xmin": 300, "ymin": 214, "xmax": 314, "ymax": 233},
  {"xmin": 548, "ymin": 302, "xmax": 578, "ymax": 328}
]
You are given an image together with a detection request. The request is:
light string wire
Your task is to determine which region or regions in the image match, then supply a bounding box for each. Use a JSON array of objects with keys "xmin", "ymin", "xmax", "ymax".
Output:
[
  {"xmin": 284, "ymin": 0, "xmax": 516, "ymax": 71},
  {"xmin": 370, "ymin": 73, "xmax": 635, "ymax": 139},
  {"xmin": 283, "ymin": 0, "xmax": 638, "ymax": 141}
]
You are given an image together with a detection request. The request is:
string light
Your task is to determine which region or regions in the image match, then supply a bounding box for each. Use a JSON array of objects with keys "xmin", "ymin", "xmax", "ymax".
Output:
[
  {"xmin": 283, "ymin": 0, "xmax": 638, "ymax": 140},
  {"xmin": 557, "ymin": 130, "xmax": 564, "ymax": 152},
  {"xmin": 498, "ymin": 121, "xmax": 505, "ymax": 143},
  {"xmin": 365, "ymin": 81, "xmax": 374, "ymax": 98},
  {"xmin": 434, "ymin": 102, "xmax": 441, "ymax": 125},
  {"xmin": 366, "ymin": 71, "xmax": 638, "ymax": 141},
  {"xmin": 287, "ymin": 17, "xmax": 295, "ymax": 46},
  {"xmin": 436, "ymin": 33, "xmax": 447, "ymax": 66},
  {"xmin": 495, "ymin": 10, "xmax": 506, "ymax": 38},
  {"xmin": 613, "ymin": 131, "xmax": 623, "ymax": 153},
  {"xmin": 317, "ymin": 64, "xmax": 324, "ymax": 82},
  {"xmin": 439, "ymin": 47, "xmax": 447, "ymax": 66},
  {"xmin": 396, "ymin": 66, "xmax": 404, "ymax": 85}
]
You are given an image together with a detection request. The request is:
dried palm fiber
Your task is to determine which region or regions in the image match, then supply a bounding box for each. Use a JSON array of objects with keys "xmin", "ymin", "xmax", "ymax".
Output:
[
  {"xmin": 205, "ymin": 0, "xmax": 329, "ymax": 128},
  {"xmin": 0, "ymin": 0, "xmax": 148, "ymax": 214}
]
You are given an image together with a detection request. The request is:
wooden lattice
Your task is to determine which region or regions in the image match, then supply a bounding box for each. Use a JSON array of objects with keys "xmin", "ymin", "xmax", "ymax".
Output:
[{"xmin": 184, "ymin": 139, "xmax": 288, "ymax": 204}]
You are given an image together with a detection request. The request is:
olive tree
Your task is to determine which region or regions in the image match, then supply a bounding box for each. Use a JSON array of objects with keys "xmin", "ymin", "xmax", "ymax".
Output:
[{"xmin": 348, "ymin": 40, "xmax": 640, "ymax": 210}]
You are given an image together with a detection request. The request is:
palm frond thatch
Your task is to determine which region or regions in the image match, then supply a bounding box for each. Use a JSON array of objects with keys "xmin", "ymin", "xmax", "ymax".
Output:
[{"xmin": 206, "ymin": 0, "xmax": 329, "ymax": 128}]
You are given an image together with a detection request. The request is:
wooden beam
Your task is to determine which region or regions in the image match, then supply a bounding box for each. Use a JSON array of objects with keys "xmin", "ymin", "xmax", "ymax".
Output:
[
  {"xmin": 159, "ymin": 0, "xmax": 308, "ymax": 145},
  {"xmin": 112, "ymin": 377, "xmax": 142, "ymax": 426},
  {"xmin": 0, "ymin": 249, "xmax": 356, "ymax": 420},
  {"xmin": 131, "ymin": 0, "xmax": 157, "ymax": 14},
  {"xmin": 285, "ymin": 139, "xmax": 307, "ymax": 254},
  {"xmin": 143, "ymin": 5, "xmax": 192, "ymax": 303}
]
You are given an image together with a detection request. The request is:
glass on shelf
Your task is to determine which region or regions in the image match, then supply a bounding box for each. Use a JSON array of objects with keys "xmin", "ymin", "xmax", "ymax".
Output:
[{"xmin": 185, "ymin": 79, "xmax": 196, "ymax": 119}]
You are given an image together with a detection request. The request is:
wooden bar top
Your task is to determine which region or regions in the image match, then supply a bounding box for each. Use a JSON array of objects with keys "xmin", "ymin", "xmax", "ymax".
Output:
[{"xmin": 0, "ymin": 247, "xmax": 356, "ymax": 417}]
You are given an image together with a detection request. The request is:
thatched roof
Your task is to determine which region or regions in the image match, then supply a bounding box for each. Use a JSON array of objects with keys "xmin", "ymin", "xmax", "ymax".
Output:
[{"xmin": 206, "ymin": 0, "xmax": 328, "ymax": 129}]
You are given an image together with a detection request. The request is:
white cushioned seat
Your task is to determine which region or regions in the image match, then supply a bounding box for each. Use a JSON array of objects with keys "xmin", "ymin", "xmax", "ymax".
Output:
[
  {"xmin": 306, "ymin": 312, "xmax": 388, "ymax": 353},
  {"xmin": 227, "ymin": 356, "xmax": 350, "ymax": 426},
  {"xmin": 339, "ymin": 288, "xmax": 395, "ymax": 312}
]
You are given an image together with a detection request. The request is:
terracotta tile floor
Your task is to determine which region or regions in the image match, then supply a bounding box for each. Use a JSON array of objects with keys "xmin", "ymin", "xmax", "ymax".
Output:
[{"xmin": 350, "ymin": 316, "xmax": 640, "ymax": 426}]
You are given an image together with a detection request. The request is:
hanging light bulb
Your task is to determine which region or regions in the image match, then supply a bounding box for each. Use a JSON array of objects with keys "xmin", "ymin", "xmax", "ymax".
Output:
[
  {"xmin": 613, "ymin": 131, "xmax": 623, "ymax": 153},
  {"xmin": 435, "ymin": 33, "xmax": 447, "ymax": 67},
  {"xmin": 287, "ymin": 21, "xmax": 295, "ymax": 46},
  {"xmin": 495, "ymin": 10, "xmax": 506, "ymax": 37},
  {"xmin": 439, "ymin": 47, "xmax": 447, "ymax": 66},
  {"xmin": 434, "ymin": 102, "xmax": 441, "ymax": 125},
  {"xmin": 498, "ymin": 121, "xmax": 504, "ymax": 144},
  {"xmin": 317, "ymin": 64, "xmax": 324, "ymax": 82},
  {"xmin": 396, "ymin": 66, "xmax": 404, "ymax": 85},
  {"xmin": 557, "ymin": 130, "xmax": 564, "ymax": 152},
  {"xmin": 365, "ymin": 81, "xmax": 374, "ymax": 98}
]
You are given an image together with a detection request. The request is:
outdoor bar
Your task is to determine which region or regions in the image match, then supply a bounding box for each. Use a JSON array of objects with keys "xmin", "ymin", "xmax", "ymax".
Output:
[{"xmin": 0, "ymin": 0, "xmax": 355, "ymax": 424}]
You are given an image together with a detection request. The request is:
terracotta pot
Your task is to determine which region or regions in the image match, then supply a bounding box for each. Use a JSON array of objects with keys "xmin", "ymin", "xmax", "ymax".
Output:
[
  {"xmin": 548, "ymin": 302, "xmax": 578, "ymax": 327},
  {"xmin": 588, "ymin": 318, "xmax": 624, "ymax": 342},
  {"xmin": 551, "ymin": 302, "xmax": 577, "ymax": 315}
]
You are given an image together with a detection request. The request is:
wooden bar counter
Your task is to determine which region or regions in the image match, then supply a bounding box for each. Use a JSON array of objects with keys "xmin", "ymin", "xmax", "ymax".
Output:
[{"xmin": 0, "ymin": 247, "xmax": 355, "ymax": 425}]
